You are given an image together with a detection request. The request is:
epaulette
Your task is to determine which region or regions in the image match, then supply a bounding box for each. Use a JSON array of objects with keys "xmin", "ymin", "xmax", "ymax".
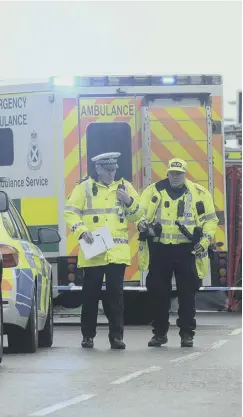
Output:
[
  {"xmin": 76, "ymin": 176, "xmax": 89, "ymax": 185},
  {"xmin": 194, "ymin": 183, "xmax": 207, "ymax": 194}
]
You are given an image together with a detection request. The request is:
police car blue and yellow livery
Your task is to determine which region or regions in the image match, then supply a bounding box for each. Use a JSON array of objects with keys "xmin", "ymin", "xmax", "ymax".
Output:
[{"xmin": 0, "ymin": 196, "xmax": 59, "ymax": 353}]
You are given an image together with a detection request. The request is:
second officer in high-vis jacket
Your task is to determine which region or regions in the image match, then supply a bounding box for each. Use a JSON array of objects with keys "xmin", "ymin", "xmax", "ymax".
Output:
[
  {"xmin": 64, "ymin": 152, "xmax": 143, "ymax": 350},
  {"xmin": 138, "ymin": 158, "xmax": 218, "ymax": 348}
]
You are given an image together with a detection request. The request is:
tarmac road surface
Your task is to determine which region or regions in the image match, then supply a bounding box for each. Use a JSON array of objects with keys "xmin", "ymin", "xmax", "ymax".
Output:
[{"xmin": 0, "ymin": 313, "xmax": 241, "ymax": 417}]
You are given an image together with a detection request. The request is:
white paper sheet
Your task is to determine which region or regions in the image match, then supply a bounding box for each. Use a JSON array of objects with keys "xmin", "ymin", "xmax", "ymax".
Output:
[{"xmin": 79, "ymin": 226, "xmax": 114, "ymax": 260}]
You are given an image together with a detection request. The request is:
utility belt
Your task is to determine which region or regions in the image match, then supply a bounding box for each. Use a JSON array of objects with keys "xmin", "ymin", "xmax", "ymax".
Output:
[
  {"xmin": 138, "ymin": 221, "xmax": 198, "ymax": 242},
  {"xmin": 138, "ymin": 221, "xmax": 215, "ymax": 258}
]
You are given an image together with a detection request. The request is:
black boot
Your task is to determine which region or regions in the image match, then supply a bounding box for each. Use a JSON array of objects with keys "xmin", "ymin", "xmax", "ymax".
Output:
[
  {"xmin": 81, "ymin": 337, "xmax": 94, "ymax": 348},
  {"xmin": 148, "ymin": 334, "xmax": 168, "ymax": 347},
  {"xmin": 181, "ymin": 334, "xmax": 193, "ymax": 347},
  {"xmin": 110, "ymin": 338, "xmax": 126, "ymax": 350}
]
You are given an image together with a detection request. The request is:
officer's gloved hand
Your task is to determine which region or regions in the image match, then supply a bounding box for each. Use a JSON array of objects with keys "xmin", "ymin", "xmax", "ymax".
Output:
[
  {"xmin": 138, "ymin": 220, "xmax": 149, "ymax": 232},
  {"xmin": 80, "ymin": 232, "xmax": 94, "ymax": 244},
  {"xmin": 117, "ymin": 189, "xmax": 132, "ymax": 206}
]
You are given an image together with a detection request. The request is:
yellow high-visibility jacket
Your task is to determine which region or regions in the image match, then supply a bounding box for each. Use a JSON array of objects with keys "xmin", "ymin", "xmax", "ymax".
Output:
[
  {"xmin": 64, "ymin": 177, "xmax": 143, "ymax": 268},
  {"xmin": 138, "ymin": 179, "xmax": 219, "ymax": 279}
]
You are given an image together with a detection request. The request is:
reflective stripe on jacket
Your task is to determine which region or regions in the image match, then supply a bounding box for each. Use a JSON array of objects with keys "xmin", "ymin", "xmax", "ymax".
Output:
[
  {"xmin": 141, "ymin": 178, "xmax": 218, "ymax": 246},
  {"xmin": 138, "ymin": 179, "xmax": 219, "ymax": 279},
  {"xmin": 64, "ymin": 178, "xmax": 143, "ymax": 267}
]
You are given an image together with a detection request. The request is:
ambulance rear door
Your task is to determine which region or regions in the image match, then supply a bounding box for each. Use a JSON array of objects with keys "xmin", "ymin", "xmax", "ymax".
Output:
[
  {"xmin": 142, "ymin": 95, "xmax": 216, "ymax": 287},
  {"xmin": 68, "ymin": 97, "xmax": 143, "ymax": 283}
]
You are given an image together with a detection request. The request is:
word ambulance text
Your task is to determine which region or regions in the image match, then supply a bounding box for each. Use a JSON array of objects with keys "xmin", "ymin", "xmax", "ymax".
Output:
[
  {"xmin": 80, "ymin": 104, "xmax": 135, "ymax": 117},
  {"xmin": 0, "ymin": 96, "xmax": 28, "ymax": 127}
]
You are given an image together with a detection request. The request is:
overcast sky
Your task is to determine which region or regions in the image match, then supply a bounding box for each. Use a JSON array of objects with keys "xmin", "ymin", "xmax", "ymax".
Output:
[{"xmin": 0, "ymin": 0, "xmax": 241, "ymax": 121}]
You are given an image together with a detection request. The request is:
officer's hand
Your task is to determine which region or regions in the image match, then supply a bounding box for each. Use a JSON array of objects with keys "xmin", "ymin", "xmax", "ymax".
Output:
[
  {"xmin": 81, "ymin": 232, "xmax": 94, "ymax": 244},
  {"xmin": 138, "ymin": 220, "xmax": 149, "ymax": 232},
  {"xmin": 117, "ymin": 189, "xmax": 132, "ymax": 206}
]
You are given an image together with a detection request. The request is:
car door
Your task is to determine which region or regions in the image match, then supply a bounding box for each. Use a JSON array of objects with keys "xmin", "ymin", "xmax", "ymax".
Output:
[
  {"xmin": 0, "ymin": 252, "xmax": 3, "ymax": 364},
  {"xmin": 8, "ymin": 203, "xmax": 50, "ymax": 321}
]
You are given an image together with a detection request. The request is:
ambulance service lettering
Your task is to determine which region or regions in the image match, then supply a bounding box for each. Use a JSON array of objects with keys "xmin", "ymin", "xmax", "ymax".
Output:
[
  {"xmin": 0, "ymin": 176, "xmax": 48, "ymax": 189},
  {"xmin": 0, "ymin": 96, "xmax": 28, "ymax": 127},
  {"xmin": 80, "ymin": 104, "xmax": 135, "ymax": 117}
]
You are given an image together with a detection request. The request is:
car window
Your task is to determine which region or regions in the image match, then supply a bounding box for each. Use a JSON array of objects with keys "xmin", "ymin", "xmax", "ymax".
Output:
[
  {"xmin": 9, "ymin": 203, "xmax": 32, "ymax": 242},
  {"xmin": 1, "ymin": 211, "xmax": 20, "ymax": 239}
]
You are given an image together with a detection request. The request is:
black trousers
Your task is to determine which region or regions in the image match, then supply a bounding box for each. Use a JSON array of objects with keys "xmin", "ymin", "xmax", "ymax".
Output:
[
  {"xmin": 81, "ymin": 263, "xmax": 126, "ymax": 340},
  {"xmin": 146, "ymin": 243, "xmax": 199, "ymax": 337}
]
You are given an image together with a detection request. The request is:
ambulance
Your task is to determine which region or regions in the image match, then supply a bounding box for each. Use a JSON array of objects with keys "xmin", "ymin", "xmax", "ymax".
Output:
[
  {"xmin": 0, "ymin": 75, "xmax": 230, "ymax": 320},
  {"xmin": 224, "ymin": 123, "xmax": 242, "ymax": 166}
]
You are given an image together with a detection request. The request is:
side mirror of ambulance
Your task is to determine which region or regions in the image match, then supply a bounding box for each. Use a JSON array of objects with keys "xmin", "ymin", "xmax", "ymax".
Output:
[
  {"xmin": 0, "ymin": 191, "xmax": 9, "ymax": 213},
  {"xmin": 37, "ymin": 227, "xmax": 61, "ymax": 245}
]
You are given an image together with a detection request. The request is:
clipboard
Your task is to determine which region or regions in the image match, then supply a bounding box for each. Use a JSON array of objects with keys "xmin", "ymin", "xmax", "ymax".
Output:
[{"xmin": 79, "ymin": 226, "xmax": 114, "ymax": 260}]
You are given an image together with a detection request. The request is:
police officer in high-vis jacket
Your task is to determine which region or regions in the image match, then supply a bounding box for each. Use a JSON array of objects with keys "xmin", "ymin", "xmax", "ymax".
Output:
[
  {"xmin": 138, "ymin": 158, "xmax": 218, "ymax": 348},
  {"xmin": 64, "ymin": 152, "xmax": 143, "ymax": 350}
]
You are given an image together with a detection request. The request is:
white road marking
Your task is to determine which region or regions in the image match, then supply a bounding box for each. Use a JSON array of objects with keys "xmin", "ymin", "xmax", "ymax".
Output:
[
  {"xmin": 28, "ymin": 335, "xmax": 235, "ymax": 414},
  {"xmin": 29, "ymin": 394, "xmax": 96, "ymax": 416},
  {"xmin": 171, "ymin": 339, "xmax": 230, "ymax": 364},
  {"xmin": 170, "ymin": 351, "xmax": 203, "ymax": 364},
  {"xmin": 210, "ymin": 340, "xmax": 228, "ymax": 349},
  {"xmin": 228, "ymin": 328, "xmax": 242, "ymax": 336},
  {"xmin": 112, "ymin": 337, "xmax": 232, "ymax": 385},
  {"xmin": 111, "ymin": 365, "xmax": 162, "ymax": 385}
]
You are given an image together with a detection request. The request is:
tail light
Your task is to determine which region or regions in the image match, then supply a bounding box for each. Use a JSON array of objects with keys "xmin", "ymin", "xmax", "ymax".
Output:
[
  {"xmin": 0, "ymin": 244, "xmax": 19, "ymax": 268},
  {"xmin": 218, "ymin": 252, "xmax": 227, "ymax": 285},
  {"xmin": 68, "ymin": 260, "xmax": 76, "ymax": 283}
]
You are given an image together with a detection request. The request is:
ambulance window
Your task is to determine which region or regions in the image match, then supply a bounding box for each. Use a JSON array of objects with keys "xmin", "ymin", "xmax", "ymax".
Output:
[
  {"xmin": 86, "ymin": 122, "xmax": 132, "ymax": 182},
  {"xmin": 0, "ymin": 128, "xmax": 14, "ymax": 166}
]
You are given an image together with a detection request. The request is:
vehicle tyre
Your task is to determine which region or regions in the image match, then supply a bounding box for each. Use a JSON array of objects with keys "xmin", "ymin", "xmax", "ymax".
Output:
[
  {"xmin": 38, "ymin": 289, "xmax": 53, "ymax": 348},
  {"xmin": 8, "ymin": 290, "xmax": 38, "ymax": 353}
]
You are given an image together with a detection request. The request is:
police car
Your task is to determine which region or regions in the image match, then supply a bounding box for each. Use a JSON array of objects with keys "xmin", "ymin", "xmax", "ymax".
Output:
[
  {"xmin": 0, "ymin": 190, "xmax": 61, "ymax": 354},
  {"xmin": 0, "ymin": 251, "xmax": 3, "ymax": 363}
]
